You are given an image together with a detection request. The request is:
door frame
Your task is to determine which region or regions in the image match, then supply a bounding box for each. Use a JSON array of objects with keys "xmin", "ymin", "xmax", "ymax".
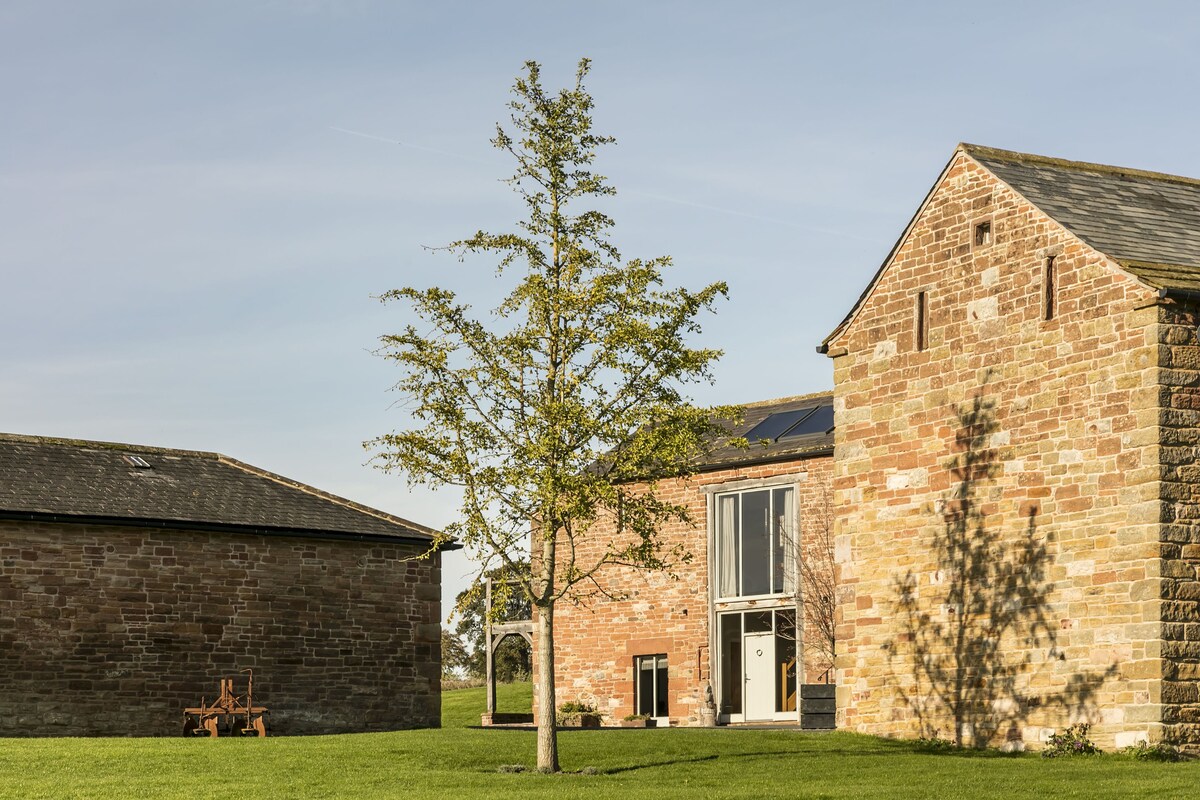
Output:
[{"xmin": 714, "ymin": 608, "xmax": 802, "ymax": 724}]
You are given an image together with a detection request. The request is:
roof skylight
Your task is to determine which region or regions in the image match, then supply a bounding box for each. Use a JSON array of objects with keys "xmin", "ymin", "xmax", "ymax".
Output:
[{"xmin": 744, "ymin": 403, "xmax": 835, "ymax": 443}]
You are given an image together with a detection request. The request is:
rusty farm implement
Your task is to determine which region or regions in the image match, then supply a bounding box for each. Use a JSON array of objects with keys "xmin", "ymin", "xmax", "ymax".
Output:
[{"xmin": 183, "ymin": 669, "xmax": 268, "ymax": 737}]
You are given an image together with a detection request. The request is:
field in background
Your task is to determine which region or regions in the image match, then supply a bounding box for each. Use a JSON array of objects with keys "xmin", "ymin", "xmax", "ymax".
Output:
[{"xmin": 1, "ymin": 682, "xmax": 1198, "ymax": 799}]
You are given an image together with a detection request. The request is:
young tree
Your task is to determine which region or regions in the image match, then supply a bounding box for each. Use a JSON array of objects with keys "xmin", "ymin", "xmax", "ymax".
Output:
[
  {"xmin": 799, "ymin": 485, "xmax": 837, "ymax": 678},
  {"xmin": 370, "ymin": 59, "xmax": 733, "ymax": 772}
]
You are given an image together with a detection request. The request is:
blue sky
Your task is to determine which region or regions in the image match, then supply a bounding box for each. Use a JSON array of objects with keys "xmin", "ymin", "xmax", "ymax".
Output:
[{"xmin": 4, "ymin": 0, "xmax": 1198, "ymax": 609}]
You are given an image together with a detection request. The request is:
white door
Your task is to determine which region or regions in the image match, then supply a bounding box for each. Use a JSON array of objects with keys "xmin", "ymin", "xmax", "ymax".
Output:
[{"xmin": 743, "ymin": 631, "xmax": 775, "ymax": 721}]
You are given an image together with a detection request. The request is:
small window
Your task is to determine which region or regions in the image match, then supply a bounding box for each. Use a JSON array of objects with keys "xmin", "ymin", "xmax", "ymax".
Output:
[
  {"xmin": 1043, "ymin": 256, "xmax": 1056, "ymax": 321},
  {"xmin": 915, "ymin": 291, "xmax": 928, "ymax": 352},
  {"xmin": 635, "ymin": 654, "xmax": 669, "ymax": 720},
  {"xmin": 974, "ymin": 220, "xmax": 992, "ymax": 247},
  {"xmin": 123, "ymin": 455, "xmax": 152, "ymax": 469}
]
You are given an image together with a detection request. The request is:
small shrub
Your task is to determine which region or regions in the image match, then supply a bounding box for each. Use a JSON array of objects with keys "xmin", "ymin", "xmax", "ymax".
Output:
[
  {"xmin": 1041, "ymin": 724, "xmax": 1100, "ymax": 758},
  {"xmin": 558, "ymin": 701, "xmax": 596, "ymax": 714},
  {"xmin": 1121, "ymin": 741, "xmax": 1183, "ymax": 762},
  {"xmin": 497, "ymin": 764, "xmax": 527, "ymax": 774},
  {"xmin": 915, "ymin": 731, "xmax": 958, "ymax": 752},
  {"xmin": 623, "ymin": 713, "xmax": 650, "ymax": 721}
]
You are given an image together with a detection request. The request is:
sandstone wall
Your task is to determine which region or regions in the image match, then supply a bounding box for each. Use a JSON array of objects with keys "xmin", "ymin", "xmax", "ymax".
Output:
[
  {"xmin": 826, "ymin": 153, "xmax": 1163, "ymax": 749},
  {"xmin": 1158, "ymin": 301, "xmax": 1200, "ymax": 744},
  {"xmin": 545, "ymin": 456, "xmax": 834, "ymax": 726},
  {"xmin": 0, "ymin": 521, "xmax": 441, "ymax": 736}
]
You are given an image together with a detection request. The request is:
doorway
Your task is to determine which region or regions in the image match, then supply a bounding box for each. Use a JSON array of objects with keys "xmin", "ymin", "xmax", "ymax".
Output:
[
  {"xmin": 743, "ymin": 631, "xmax": 775, "ymax": 721},
  {"xmin": 717, "ymin": 609, "xmax": 797, "ymax": 723}
]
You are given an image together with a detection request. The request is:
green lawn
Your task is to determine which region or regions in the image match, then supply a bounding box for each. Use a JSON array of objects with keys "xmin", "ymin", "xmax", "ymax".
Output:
[{"xmin": 1, "ymin": 682, "xmax": 1197, "ymax": 799}]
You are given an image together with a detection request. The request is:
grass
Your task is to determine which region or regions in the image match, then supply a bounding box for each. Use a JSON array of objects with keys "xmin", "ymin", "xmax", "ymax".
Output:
[{"xmin": 2, "ymin": 682, "xmax": 1199, "ymax": 799}]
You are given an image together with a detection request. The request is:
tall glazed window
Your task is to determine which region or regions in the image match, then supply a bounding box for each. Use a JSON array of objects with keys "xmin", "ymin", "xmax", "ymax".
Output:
[{"xmin": 715, "ymin": 486, "xmax": 795, "ymax": 599}]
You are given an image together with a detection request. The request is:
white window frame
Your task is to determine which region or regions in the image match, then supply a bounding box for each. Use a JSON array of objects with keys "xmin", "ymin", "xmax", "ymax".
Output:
[
  {"xmin": 634, "ymin": 653, "xmax": 669, "ymax": 724},
  {"xmin": 712, "ymin": 484, "xmax": 796, "ymax": 602}
]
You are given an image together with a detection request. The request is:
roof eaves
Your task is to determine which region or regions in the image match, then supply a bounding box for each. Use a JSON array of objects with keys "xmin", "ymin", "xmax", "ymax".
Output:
[
  {"xmin": 0, "ymin": 509, "xmax": 462, "ymax": 550},
  {"xmin": 695, "ymin": 444, "xmax": 834, "ymax": 473},
  {"xmin": 1118, "ymin": 259, "xmax": 1200, "ymax": 291}
]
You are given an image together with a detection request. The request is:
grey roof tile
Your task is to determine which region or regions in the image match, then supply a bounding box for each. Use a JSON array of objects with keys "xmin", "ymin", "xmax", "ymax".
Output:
[
  {"xmin": 0, "ymin": 432, "xmax": 439, "ymax": 544},
  {"xmin": 697, "ymin": 392, "xmax": 834, "ymax": 471},
  {"xmin": 965, "ymin": 144, "xmax": 1200, "ymax": 290}
]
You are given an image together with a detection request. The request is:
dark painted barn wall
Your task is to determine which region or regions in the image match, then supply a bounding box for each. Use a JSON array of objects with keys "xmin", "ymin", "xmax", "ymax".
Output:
[{"xmin": 0, "ymin": 521, "xmax": 441, "ymax": 736}]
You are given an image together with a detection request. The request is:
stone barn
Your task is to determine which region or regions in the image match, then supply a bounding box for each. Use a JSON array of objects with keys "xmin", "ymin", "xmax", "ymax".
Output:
[
  {"xmin": 0, "ymin": 432, "xmax": 445, "ymax": 736},
  {"xmin": 821, "ymin": 143, "xmax": 1200, "ymax": 750}
]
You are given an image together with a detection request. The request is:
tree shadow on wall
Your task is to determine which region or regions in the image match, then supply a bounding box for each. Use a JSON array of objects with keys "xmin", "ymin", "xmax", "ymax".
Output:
[{"xmin": 883, "ymin": 388, "xmax": 1116, "ymax": 748}]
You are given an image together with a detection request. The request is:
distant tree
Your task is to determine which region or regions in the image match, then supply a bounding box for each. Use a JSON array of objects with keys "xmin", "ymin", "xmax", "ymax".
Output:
[
  {"xmin": 370, "ymin": 58, "xmax": 733, "ymax": 772},
  {"xmin": 440, "ymin": 629, "xmax": 472, "ymax": 680},
  {"xmin": 452, "ymin": 572, "xmax": 532, "ymax": 683}
]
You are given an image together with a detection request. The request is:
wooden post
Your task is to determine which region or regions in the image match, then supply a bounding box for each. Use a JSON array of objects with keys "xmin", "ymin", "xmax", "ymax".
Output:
[
  {"xmin": 485, "ymin": 577, "xmax": 496, "ymax": 716},
  {"xmin": 794, "ymin": 487, "xmax": 805, "ymax": 727}
]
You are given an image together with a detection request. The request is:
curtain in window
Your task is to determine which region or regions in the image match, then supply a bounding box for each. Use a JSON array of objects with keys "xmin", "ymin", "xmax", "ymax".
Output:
[
  {"xmin": 779, "ymin": 488, "xmax": 796, "ymax": 595},
  {"xmin": 718, "ymin": 494, "xmax": 738, "ymax": 597}
]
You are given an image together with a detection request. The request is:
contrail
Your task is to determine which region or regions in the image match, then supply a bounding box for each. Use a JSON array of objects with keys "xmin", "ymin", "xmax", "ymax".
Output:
[
  {"xmin": 329, "ymin": 126, "xmax": 398, "ymax": 145},
  {"xmin": 329, "ymin": 126, "xmax": 493, "ymax": 166},
  {"xmin": 329, "ymin": 125, "xmax": 867, "ymax": 240}
]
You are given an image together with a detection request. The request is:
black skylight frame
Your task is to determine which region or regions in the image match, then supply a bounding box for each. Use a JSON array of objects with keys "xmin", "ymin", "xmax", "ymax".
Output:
[
  {"xmin": 744, "ymin": 409, "xmax": 812, "ymax": 442},
  {"xmin": 778, "ymin": 404, "xmax": 834, "ymax": 439},
  {"xmin": 743, "ymin": 403, "xmax": 834, "ymax": 443}
]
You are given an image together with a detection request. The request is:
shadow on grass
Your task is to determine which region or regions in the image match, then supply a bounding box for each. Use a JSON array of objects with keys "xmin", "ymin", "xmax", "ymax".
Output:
[
  {"xmin": 601, "ymin": 754, "xmax": 720, "ymax": 774},
  {"xmin": 597, "ymin": 740, "xmax": 1031, "ymax": 775}
]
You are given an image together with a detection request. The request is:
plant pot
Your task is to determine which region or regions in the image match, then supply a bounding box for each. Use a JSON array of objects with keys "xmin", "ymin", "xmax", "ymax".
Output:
[
  {"xmin": 558, "ymin": 713, "xmax": 602, "ymax": 728},
  {"xmin": 619, "ymin": 718, "xmax": 657, "ymax": 728}
]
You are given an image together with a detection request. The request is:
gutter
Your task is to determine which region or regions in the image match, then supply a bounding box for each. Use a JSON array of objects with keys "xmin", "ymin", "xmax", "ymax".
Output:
[
  {"xmin": 1158, "ymin": 287, "xmax": 1200, "ymax": 304},
  {"xmin": 0, "ymin": 510, "xmax": 461, "ymax": 551}
]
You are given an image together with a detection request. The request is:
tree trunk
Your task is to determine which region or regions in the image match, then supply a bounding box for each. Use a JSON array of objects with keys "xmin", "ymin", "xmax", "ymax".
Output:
[{"xmin": 535, "ymin": 602, "xmax": 559, "ymax": 773}]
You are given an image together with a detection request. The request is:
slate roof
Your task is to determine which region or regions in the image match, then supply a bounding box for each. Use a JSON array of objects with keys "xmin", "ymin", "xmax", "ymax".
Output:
[
  {"xmin": 0, "ymin": 432, "xmax": 444, "ymax": 546},
  {"xmin": 822, "ymin": 143, "xmax": 1200, "ymax": 351},
  {"xmin": 696, "ymin": 392, "xmax": 834, "ymax": 471},
  {"xmin": 964, "ymin": 144, "xmax": 1200, "ymax": 291}
]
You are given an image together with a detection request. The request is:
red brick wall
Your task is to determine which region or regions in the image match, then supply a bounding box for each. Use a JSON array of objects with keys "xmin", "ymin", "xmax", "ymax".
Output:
[
  {"xmin": 0, "ymin": 520, "xmax": 441, "ymax": 736},
  {"xmin": 544, "ymin": 455, "xmax": 834, "ymax": 725},
  {"xmin": 825, "ymin": 152, "xmax": 1163, "ymax": 749}
]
